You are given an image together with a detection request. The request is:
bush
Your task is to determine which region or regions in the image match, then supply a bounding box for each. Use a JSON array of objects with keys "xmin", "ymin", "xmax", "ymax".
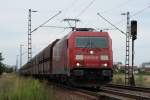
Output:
[{"xmin": 0, "ymin": 64, "xmax": 5, "ymax": 75}]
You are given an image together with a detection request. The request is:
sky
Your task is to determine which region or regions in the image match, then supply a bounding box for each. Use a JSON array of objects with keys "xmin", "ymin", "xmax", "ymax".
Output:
[{"xmin": 0, "ymin": 0, "xmax": 150, "ymax": 67}]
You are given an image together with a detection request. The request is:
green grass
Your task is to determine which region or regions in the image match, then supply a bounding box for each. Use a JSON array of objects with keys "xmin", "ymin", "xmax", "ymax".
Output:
[
  {"xmin": 112, "ymin": 73, "xmax": 150, "ymax": 87},
  {"xmin": 0, "ymin": 73, "xmax": 55, "ymax": 100},
  {"xmin": 135, "ymin": 74, "xmax": 150, "ymax": 87},
  {"xmin": 112, "ymin": 73, "xmax": 124, "ymax": 85}
]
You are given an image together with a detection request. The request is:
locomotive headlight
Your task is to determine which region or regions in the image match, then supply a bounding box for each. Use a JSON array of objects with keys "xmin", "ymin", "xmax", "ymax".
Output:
[
  {"xmin": 76, "ymin": 62, "xmax": 80, "ymax": 66},
  {"xmin": 75, "ymin": 55, "xmax": 83, "ymax": 60},
  {"xmin": 101, "ymin": 63, "xmax": 108, "ymax": 67},
  {"xmin": 104, "ymin": 64, "xmax": 107, "ymax": 67},
  {"xmin": 90, "ymin": 50, "xmax": 94, "ymax": 54},
  {"xmin": 100, "ymin": 55, "xmax": 109, "ymax": 60},
  {"xmin": 103, "ymin": 63, "xmax": 108, "ymax": 67}
]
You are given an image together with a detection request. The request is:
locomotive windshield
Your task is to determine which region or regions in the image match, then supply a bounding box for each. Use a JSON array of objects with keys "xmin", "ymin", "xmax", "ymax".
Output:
[{"xmin": 76, "ymin": 36, "xmax": 107, "ymax": 48}]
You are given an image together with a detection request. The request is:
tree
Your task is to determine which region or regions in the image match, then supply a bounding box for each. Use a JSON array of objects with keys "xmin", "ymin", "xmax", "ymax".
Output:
[
  {"xmin": 0, "ymin": 52, "xmax": 3, "ymax": 62},
  {"xmin": 0, "ymin": 52, "xmax": 5, "ymax": 75},
  {"xmin": 0, "ymin": 53, "xmax": 13, "ymax": 74}
]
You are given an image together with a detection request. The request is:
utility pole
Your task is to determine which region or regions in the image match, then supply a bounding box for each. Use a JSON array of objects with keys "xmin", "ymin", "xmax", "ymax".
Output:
[
  {"xmin": 28, "ymin": 9, "xmax": 31, "ymax": 61},
  {"xmin": 16, "ymin": 55, "xmax": 18, "ymax": 71},
  {"xmin": 20, "ymin": 44, "xmax": 23, "ymax": 69},
  {"xmin": 28, "ymin": 9, "xmax": 37, "ymax": 62},
  {"xmin": 122, "ymin": 12, "xmax": 136, "ymax": 86},
  {"xmin": 27, "ymin": 10, "xmax": 61, "ymax": 62},
  {"xmin": 121, "ymin": 12, "xmax": 131, "ymax": 85}
]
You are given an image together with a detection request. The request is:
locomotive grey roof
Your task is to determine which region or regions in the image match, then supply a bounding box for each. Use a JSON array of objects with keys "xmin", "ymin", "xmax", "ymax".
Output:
[{"xmin": 74, "ymin": 28, "xmax": 95, "ymax": 32}]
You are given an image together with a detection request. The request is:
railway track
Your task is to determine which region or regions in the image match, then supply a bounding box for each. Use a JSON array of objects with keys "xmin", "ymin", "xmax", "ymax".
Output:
[
  {"xmin": 77, "ymin": 85, "xmax": 150, "ymax": 99},
  {"xmin": 50, "ymin": 82, "xmax": 150, "ymax": 100},
  {"xmin": 105, "ymin": 84, "xmax": 150, "ymax": 93},
  {"xmin": 74, "ymin": 86, "xmax": 150, "ymax": 100},
  {"xmin": 100, "ymin": 84, "xmax": 150, "ymax": 100},
  {"xmin": 77, "ymin": 84, "xmax": 150, "ymax": 100}
]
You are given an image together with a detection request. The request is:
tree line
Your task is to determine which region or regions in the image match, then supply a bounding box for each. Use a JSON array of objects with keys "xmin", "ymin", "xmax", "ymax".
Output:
[{"xmin": 0, "ymin": 52, "xmax": 13, "ymax": 75}]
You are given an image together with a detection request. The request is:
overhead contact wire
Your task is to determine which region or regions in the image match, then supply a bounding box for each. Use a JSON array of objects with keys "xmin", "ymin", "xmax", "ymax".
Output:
[{"xmin": 77, "ymin": 0, "xmax": 96, "ymax": 17}]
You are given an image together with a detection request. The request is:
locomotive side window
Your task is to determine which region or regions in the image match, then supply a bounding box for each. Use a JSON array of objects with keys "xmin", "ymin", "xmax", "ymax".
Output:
[{"xmin": 76, "ymin": 36, "xmax": 107, "ymax": 48}]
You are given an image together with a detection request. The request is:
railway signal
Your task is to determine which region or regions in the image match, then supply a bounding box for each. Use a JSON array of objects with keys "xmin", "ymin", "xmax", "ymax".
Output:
[
  {"xmin": 131, "ymin": 20, "xmax": 137, "ymax": 40},
  {"xmin": 130, "ymin": 20, "xmax": 137, "ymax": 86}
]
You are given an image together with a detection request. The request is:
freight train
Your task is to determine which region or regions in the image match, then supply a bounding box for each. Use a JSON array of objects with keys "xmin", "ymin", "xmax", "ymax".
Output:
[{"xmin": 19, "ymin": 28, "xmax": 113, "ymax": 87}]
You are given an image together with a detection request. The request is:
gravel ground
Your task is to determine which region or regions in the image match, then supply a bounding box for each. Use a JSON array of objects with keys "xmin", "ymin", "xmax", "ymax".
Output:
[
  {"xmin": 47, "ymin": 84, "xmax": 97, "ymax": 100},
  {"xmin": 53, "ymin": 86, "xmax": 97, "ymax": 100}
]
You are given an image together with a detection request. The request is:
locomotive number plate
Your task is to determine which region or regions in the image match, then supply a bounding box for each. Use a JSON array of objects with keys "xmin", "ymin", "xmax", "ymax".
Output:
[{"xmin": 85, "ymin": 55, "xmax": 98, "ymax": 60}]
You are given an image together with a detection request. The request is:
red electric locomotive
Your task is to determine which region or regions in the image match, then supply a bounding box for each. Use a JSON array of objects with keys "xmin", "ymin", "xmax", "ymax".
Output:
[
  {"xmin": 20, "ymin": 28, "xmax": 113, "ymax": 87},
  {"xmin": 52, "ymin": 28, "xmax": 113, "ymax": 87}
]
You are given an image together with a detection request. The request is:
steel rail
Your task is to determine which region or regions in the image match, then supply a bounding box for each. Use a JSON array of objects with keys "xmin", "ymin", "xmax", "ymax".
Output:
[
  {"xmin": 105, "ymin": 83, "xmax": 150, "ymax": 93},
  {"xmin": 48, "ymin": 82, "xmax": 150, "ymax": 100},
  {"xmin": 100, "ymin": 87, "xmax": 150, "ymax": 100}
]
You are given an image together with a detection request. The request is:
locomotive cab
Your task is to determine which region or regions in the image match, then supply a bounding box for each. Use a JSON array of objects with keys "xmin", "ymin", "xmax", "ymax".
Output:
[{"xmin": 68, "ymin": 28, "xmax": 113, "ymax": 86}]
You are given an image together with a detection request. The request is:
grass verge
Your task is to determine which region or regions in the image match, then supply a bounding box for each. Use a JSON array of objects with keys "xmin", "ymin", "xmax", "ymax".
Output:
[
  {"xmin": 0, "ymin": 73, "xmax": 55, "ymax": 100},
  {"xmin": 112, "ymin": 73, "xmax": 150, "ymax": 87}
]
